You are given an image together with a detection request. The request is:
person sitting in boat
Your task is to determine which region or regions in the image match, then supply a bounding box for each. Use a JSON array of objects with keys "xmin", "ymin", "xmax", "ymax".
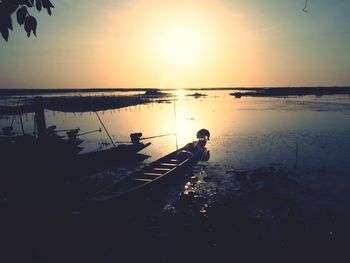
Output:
[
  {"xmin": 196, "ymin": 129, "xmax": 210, "ymax": 141},
  {"xmin": 176, "ymin": 149, "xmax": 194, "ymax": 161},
  {"xmin": 194, "ymin": 138, "xmax": 207, "ymax": 151},
  {"xmin": 184, "ymin": 138, "xmax": 207, "ymax": 153}
]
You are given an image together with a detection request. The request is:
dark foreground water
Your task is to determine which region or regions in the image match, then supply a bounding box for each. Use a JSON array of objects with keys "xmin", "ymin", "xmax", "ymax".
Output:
[{"xmin": 1, "ymin": 90, "xmax": 350, "ymax": 262}]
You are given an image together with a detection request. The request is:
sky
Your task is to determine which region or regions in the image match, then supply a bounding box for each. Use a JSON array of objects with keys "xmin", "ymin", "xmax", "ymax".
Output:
[{"xmin": 0, "ymin": 0, "xmax": 350, "ymax": 89}]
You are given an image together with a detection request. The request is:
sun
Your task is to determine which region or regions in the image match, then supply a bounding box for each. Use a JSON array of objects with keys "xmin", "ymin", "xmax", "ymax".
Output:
[{"xmin": 160, "ymin": 26, "xmax": 203, "ymax": 66}]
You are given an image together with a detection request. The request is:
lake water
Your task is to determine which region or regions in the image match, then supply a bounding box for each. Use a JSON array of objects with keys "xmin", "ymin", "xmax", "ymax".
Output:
[
  {"xmin": 1, "ymin": 90, "xmax": 350, "ymax": 262},
  {"xmin": 2, "ymin": 90, "xmax": 350, "ymax": 171},
  {"xmin": 2, "ymin": 90, "xmax": 350, "ymax": 207}
]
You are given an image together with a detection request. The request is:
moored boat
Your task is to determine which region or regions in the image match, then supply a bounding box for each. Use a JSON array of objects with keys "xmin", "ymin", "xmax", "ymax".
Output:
[
  {"xmin": 69, "ymin": 141, "xmax": 151, "ymax": 174},
  {"xmin": 86, "ymin": 129, "xmax": 210, "ymax": 205},
  {"xmin": 0, "ymin": 96, "xmax": 152, "ymax": 183}
]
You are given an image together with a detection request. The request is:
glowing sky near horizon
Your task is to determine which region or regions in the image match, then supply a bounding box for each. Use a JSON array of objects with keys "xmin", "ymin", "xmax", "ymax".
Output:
[{"xmin": 0, "ymin": 0, "xmax": 350, "ymax": 89}]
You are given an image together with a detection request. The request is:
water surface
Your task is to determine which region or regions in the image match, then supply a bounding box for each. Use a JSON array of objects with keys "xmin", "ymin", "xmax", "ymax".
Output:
[{"xmin": 1, "ymin": 90, "xmax": 350, "ymax": 262}]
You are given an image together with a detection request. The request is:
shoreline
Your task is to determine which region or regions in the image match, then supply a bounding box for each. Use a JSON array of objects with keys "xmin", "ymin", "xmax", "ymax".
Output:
[
  {"xmin": 0, "ymin": 95, "xmax": 151, "ymax": 114},
  {"xmin": 1, "ymin": 87, "xmax": 350, "ymax": 114}
]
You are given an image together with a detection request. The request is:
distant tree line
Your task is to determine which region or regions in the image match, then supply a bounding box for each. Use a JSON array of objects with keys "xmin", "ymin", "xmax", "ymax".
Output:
[{"xmin": 0, "ymin": 0, "xmax": 54, "ymax": 42}]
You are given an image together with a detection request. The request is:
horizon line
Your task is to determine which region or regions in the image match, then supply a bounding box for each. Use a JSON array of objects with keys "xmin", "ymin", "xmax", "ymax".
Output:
[{"xmin": 1, "ymin": 85, "xmax": 350, "ymax": 91}]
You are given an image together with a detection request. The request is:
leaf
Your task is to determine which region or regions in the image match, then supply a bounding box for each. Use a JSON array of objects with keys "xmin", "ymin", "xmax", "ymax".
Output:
[
  {"xmin": 0, "ymin": 13, "xmax": 12, "ymax": 31},
  {"xmin": 41, "ymin": 0, "xmax": 54, "ymax": 15},
  {"xmin": 16, "ymin": 6, "xmax": 27, "ymax": 26},
  {"xmin": 1, "ymin": 27, "xmax": 9, "ymax": 42},
  {"xmin": 24, "ymin": 15, "xmax": 37, "ymax": 37},
  {"xmin": 5, "ymin": 2, "xmax": 20, "ymax": 15},
  {"xmin": 24, "ymin": 0, "xmax": 33, "ymax": 7},
  {"xmin": 7, "ymin": 16, "xmax": 13, "ymax": 31},
  {"xmin": 41, "ymin": 0, "xmax": 48, "ymax": 8},
  {"xmin": 48, "ymin": 0, "xmax": 54, "ymax": 8},
  {"xmin": 35, "ymin": 0, "xmax": 42, "ymax": 12}
]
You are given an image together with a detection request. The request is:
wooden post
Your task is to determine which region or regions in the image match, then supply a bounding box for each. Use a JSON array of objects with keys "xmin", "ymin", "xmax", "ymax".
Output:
[
  {"xmin": 33, "ymin": 96, "xmax": 46, "ymax": 139},
  {"xmin": 19, "ymin": 113, "xmax": 25, "ymax": 135}
]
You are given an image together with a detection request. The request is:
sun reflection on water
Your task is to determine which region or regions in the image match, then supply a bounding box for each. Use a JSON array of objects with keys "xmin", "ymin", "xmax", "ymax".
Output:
[{"xmin": 172, "ymin": 89, "xmax": 212, "ymax": 147}]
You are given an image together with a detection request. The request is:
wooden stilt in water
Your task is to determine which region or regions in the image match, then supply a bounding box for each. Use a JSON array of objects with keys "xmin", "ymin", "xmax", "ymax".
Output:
[
  {"xmin": 19, "ymin": 113, "xmax": 25, "ymax": 135},
  {"xmin": 33, "ymin": 96, "xmax": 47, "ymax": 140},
  {"xmin": 173, "ymin": 96, "xmax": 178, "ymax": 150}
]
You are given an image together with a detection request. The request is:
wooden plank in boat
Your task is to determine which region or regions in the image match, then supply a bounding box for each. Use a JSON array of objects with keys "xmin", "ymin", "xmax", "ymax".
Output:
[
  {"xmin": 134, "ymin": 178, "xmax": 153, "ymax": 182},
  {"xmin": 152, "ymin": 168, "xmax": 172, "ymax": 171},
  {"xmin": 143, "ymin": 172, "xmax": 164, "ymax": 176},
  {"xmin": 160, "ymin": 163, "xmax": 178, "ymax": 166}
]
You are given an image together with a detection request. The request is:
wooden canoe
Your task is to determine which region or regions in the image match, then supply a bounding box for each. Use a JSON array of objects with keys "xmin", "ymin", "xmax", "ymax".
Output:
[{"xmin": 87, "ymin": 140, "xmax": 209, "ymax": 204}]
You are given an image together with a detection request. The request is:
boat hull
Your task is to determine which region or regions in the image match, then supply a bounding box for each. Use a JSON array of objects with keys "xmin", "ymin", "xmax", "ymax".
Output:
[
  {"xmin": 85, "ymin": 141, "xmax": 209, "ymax": 211},
  {"xmin": 0, "ymin": 141, "xmax": 151, "ymax": 188}
]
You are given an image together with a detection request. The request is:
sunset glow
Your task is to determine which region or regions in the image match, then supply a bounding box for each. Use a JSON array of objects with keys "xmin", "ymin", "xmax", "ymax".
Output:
[
  {"xmin": 1, "ymin": 0, "xmax": 350, "ymax": 88},
  {"xmin": 160, "ymin": 26, "xmax": 204, "ymax": 66}
]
